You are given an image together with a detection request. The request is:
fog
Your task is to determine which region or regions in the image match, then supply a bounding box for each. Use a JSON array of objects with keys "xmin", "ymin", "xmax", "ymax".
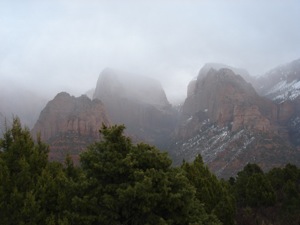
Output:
[{"xmin": 1, "ymin": 0, "xmax": 300, "ymax": 127}]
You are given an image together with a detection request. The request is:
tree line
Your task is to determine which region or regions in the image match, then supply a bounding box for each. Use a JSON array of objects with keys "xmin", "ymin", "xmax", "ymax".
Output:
[{"xmin": 0, "ymin": 118, "xmax": 299, "ymax": 225}]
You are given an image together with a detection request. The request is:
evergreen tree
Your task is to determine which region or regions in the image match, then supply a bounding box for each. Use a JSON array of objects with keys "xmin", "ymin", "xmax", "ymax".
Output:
[
  {"xmin": 182, "ymin": 155, "xmax": 236, "ymax": 225},
  {"xmin": 235, "ymin": 163, "xmax": 276, "ymax": 207},
  {"xmin": 0, "ymin": 118, "xmax": 73, "ymax": 225},
  {"xmin": 76, "ymin": 125, "xmax": 221, "ymax": 225},
  {"xmin": 0, "ymin": 118, "xmax": 49, "ymax": 224},
  {"xmin": 267, "ymin": 164, "xmax": 300, "ymax": 224}
]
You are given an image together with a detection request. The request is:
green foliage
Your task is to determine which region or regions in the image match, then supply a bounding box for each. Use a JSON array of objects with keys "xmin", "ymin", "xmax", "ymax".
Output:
[
  {"xmin": 234, "ymin": 163, "xmax": 276, "ymax": 207},
  {"xmin": 233, "ymin": 163, "xmax": 300, "ymax": 225},
  {"xmin": 182, "ymin": 155, "xmax": 236, "ymax": 225},
  {"xmin": 1, "ymin": 118, "xmax": 300, "ymax": 225},
  {"xmin": 0, "ymin": 118, "xmax": 49, "ymax": 224},
  {"xmin": 266, "ymin": 164, "xmax": 300, "ymax": 223},
  {"xmin": 0, "ymin": 118, "xmax": 70, "ymax": 224},
  {"xmin": 77, "ymin": 125, "xmax": 221, "ymax": 225}
]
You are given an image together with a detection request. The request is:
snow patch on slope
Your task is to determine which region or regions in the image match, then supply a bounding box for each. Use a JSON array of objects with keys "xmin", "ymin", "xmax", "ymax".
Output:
[
  {"xmin": 266, "ymin": 80, "xmax": 300, "ymax": 102},
  {"xmin": 174, "ymin": 124, "xmax": 255, "ymax": 170}
]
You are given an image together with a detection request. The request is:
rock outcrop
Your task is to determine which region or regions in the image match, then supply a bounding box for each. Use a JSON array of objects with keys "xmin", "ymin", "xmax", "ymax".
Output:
[
  {"xmin": 180, "ymin": 68, "xmax": 277, "ymax": 133},
  {"xmin": 171, "ymin": 67, "xmax": 300, "ymax": 178},
  {"xmin": 93, "ymin": 69, "xmax": 177, "ymax": 147},
  {"xmin": 254, "ymin": 58, "xmax": 300, "ymax": 148},
  {"xmin": 32, "ymin": 92, "xmax": 110, "ymax": 162}
]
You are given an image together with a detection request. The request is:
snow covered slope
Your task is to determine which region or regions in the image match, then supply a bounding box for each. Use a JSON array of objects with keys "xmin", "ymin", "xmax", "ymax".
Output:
[{"xmin": 257, "ymin": 59, "xmax": 300, "ymax": 102}]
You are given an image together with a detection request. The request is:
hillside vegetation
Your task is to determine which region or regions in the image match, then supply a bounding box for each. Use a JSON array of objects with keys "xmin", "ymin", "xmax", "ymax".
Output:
[{"xmin": 0, "ymin": 118, "xmax": 299, "ymax": 225}]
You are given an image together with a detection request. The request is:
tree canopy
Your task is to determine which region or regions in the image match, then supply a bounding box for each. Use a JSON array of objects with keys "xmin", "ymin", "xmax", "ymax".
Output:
[
  {"xmin": 0, "ymin": 120, "xmax": 221, "ymax": 225},
  {"xmin": 1, "ymin": 118, "xmax": 300, "ymax": 225}
]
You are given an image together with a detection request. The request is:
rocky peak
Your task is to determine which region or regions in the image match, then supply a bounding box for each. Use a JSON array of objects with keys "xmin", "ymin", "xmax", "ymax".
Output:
[
  {"xmin": 169, "ymin": 66, "xmax": 300, "ymax": 177},
  {"xmin": 197, "ymin": 63, "xmax": 254, "ymax": 84},
  {"xmin": 94, "ymin": 68, "xmax": 170, "ymax": 108},
  {"xmin": 181, "ymin": 68, "xmax": 276, "ymax": 133},
  {"xmin": 93, "ymin": 69, "xmax": 176, "ymax": 146},
  {"xmin": 32, "ymin": 92, "xmax": 110, "ymax": 162}
]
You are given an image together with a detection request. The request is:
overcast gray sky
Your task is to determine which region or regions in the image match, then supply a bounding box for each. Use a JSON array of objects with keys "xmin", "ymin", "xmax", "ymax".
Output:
[{"xmin": 1, "ymin": 0, "xmax": 300, "ymax": 103}]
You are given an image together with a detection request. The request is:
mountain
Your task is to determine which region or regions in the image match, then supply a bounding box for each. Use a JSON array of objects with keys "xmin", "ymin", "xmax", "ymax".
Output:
[
  {"xmin": 85, "ymin": 88, "xmax": 95, "ymax": 99},
  {"xmin": 29, "ymin": 61, "xmax": 300, "ymax": 177},
  {"xmin": 256, "ymin": 58, "xmax": 300, "ymax": 103},
  {"xmin": 182, "ymin": 68, "xmax": 277, "ymax": 132},
  {"xmin": 93, "ymin": 68, "xmax": 177, "ymax": 147},
  {"xmin": 254, "ymin": 59, "xmax": 300, "ymax": 147},
  {"xmin": 0, "ymin": 80, "xmax": 47, "ymax": 129},
  {"xmin": 196, "ymin": 63, "xmax": 255, "ymax": 84},
  {"xmin": 169, "ymin": 67, "xmax": 300, "ymax": 178},
  {"xmin": 32, "ymin": 92, "xmax": 110, "ymax": 162}
]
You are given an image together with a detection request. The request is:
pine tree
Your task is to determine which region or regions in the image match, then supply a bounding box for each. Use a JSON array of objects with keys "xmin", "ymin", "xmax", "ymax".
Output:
[
  {"xmin": 76, "ymin": 125, "xmax": 221, "ymax": 225},
  {"xmin": 235, "ymin": 163, "xmax": 276, "ymax": 207},
  {"xmin": 0, "ymin": 117, "xmax": 48, "ymax": 224},
  {"xmin": 181, "ymin": 155, "xmax": 236, "ymax": 225}
]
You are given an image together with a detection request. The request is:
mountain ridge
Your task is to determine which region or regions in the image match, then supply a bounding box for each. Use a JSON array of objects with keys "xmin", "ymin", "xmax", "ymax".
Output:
[{"xmin": 30, "ymin": 59, "xmax": 300, "ymax": 177}]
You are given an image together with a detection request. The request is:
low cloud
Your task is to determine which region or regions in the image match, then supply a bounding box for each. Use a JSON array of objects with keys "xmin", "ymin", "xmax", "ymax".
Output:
[{"xmin": 1, "ymin": 0, "xmax": 300, "ymax": 103}]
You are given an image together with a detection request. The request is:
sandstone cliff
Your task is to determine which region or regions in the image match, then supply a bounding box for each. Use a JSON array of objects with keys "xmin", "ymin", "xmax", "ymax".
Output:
[
  {"xmin": 254, "ymin": 58, "xmax": 300, "ymax": 147},
  {"xmin": 171, "ymin": 67, "xmax": 300, "ymax": 178},
  {"xmin": 180, "ymin": 68, "xmax": 277, "ymax": 134},
  {"xmin": 93, "ymin": 69, "xmax": 177, "ymax": 146},
  {"xmin": 32, "ymin": 92, "xmax": 110, "ymax": 162},
  {"xmin": 29, "ymin": 61, "xmax": 300, "ymax": 177}
]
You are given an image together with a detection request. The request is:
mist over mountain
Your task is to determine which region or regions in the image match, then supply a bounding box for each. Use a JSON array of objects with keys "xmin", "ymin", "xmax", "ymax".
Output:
[
  {"xmin": 94, "ymin": 68, "xmax": 170, "ymax": 107},
  {"xmin": 196, "ymin": 63, "xmax": 253, "ymax": 84},
  {"xmin": 0, "ymin": 80, "xmax": 47, "ymax": 130},
  {"xmin": 84, "ymin": 88, "xmax": 95, "ymax": 100},
  {"xmin": 2, "ymin": 2, "xmax": 300, "ymax": 224},
  {"xmin": 252, "ymin": 59, "xmax": 300, "ymax": 147},
  {"xmin": 28, "ymin": 58, "xmax": 300, "ymax": 177},
  {"xmin": 255, "ymin": 58, "xmax": 300, "ymax": 102},
  {"xmin": 93, "ymin": 69, "xmax": 177, "ymax": 146},
  {"xmin": 2, "ymin": 1, "xmax": 300, "ymax": 113}
]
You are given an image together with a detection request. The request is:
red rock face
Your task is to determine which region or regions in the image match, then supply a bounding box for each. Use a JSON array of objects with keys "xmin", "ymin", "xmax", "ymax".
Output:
[
  {"xmin": 32, "ymin": 92, "xmax": 110, "ymax": 162},
  {"xmin": 181, "ymin": 68, "xmax": 278, "ymax": 134},
  {"xmin": 232, "ymin": 105, "xmax": 273, "ymax": 132},
  {"xmin": 173, "ymin": 67, "xmax": 300, "ymax": 177}
]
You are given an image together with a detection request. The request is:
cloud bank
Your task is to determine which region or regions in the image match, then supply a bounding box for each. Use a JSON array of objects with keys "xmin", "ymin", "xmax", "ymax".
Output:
[{"xmin": 1, "ymin": 0, "xmax": 300, "ymax": 103}]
